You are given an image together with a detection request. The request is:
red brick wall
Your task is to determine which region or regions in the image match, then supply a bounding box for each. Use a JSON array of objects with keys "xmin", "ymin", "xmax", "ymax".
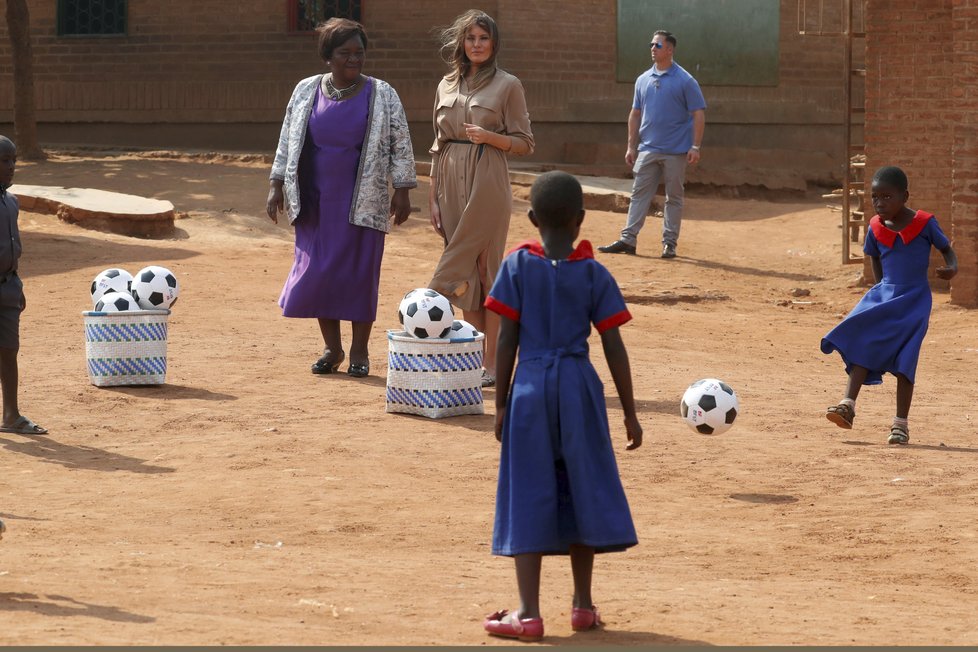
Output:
[
  {"xmin": 0, "ymin": 0, "xmax": 849, "ymax": 192},
  {"xmin": 864, "ymin": 0, "xmax": 977, "ymax": 306},
  {"xmin": 950, "ymin": 1, "xmax": 978, "ymax": 306}
]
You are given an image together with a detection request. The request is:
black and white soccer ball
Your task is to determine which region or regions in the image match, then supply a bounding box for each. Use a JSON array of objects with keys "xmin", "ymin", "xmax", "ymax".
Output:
[
  {"xmin": 95, "ymin": 290, "xmax": 139, "ymax": 313},
  {"xmin": 398, "ymin": 288, "xmax": 454, "ymax": 339},
  {"xmin": 448, "ymin": 319, "xmax": 480, "ymax": 340},
  {"xmin": 90, "ymin": 268, "xmax": 133, "ymax": 307},
  {"xmin": 680, "ymin": 378, "xmax": 739, "ymax": 435},
  {"xmin": 131, "ymin": 265, "xmax": 179, "ymax": 310}
]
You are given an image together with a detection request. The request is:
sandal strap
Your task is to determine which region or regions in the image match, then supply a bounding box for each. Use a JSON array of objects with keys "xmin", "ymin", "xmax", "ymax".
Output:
[{"xmin": 828, "ymin": 403, "xmax": 855, "ymax": 418}]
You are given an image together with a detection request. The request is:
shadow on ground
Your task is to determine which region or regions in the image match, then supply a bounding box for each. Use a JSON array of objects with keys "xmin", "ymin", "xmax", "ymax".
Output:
[
  {"xmin": 607, "ymin": 396, "xmax": 675, "ymax": 415},
  {"xmin": 19, "ymin": 230, "xmax": 199, "ymax": 281},
  {"xmin": 671, "ymin": 255, "xmax": 825, "ymax": 282},
  {"xmin": 544, "ymin": 629, "xmax": 712, "ymax": 645},
  {"xmin": 843, "ymin": 440, "xmax": 978, "ymax": 453},
  {"xmin": 0, "ymin": 592, "xmax": 155, "ymax": 623},
  {"xmin": 0, "ymin": 435, "xmax": 175, "ymax": 474},
  {"xmin": 101, "ymin": 383, "xmax": 237, "ymax": 402}
]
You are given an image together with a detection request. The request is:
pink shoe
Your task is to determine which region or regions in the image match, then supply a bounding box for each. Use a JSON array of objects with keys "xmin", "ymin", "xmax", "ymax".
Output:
[
  {"xmin": 571, "ymin": 605, "xmax": 603, "ymax": 631},
  {"xmin": 483, "ymin": 609, "xmax": 544, "ymax": 641}
]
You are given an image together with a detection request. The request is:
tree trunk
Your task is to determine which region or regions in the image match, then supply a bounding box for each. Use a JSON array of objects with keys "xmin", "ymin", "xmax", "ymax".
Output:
[{"xmin": 4, "ymin": 0, "xmax": 45, "ymax": 160}]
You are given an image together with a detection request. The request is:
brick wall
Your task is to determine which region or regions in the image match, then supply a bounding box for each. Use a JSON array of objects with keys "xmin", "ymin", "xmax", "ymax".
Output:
[
  {"xmin": 864, "ymin": 0, "xmax": 977, "ymax": 306},
  {"xmin": 950, "ymin": 1, "xmax": 978, "ymax": 305},
  {"xmin": 0, "ymin": 0, "xmax": 849, "ymax": 192}
]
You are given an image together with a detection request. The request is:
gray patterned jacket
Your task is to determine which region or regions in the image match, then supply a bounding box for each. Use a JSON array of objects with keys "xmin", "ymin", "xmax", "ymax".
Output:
[{"xmin": 270, "ymin": 75, "xmax": 417, "ymax": 232}]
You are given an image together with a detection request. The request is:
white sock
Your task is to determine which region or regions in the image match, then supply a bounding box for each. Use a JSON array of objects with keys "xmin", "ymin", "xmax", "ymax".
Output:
[
  {"xmin": 893, "ymin": 416, "xmax": 909, "ymax": 431},
  {"xmin": 839, "ymin": 398, "xmax": 855, "ymax": 409}
]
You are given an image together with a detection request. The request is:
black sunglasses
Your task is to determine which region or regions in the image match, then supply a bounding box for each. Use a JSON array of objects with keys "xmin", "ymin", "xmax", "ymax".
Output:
[{"xmin": 649, "ymin": 41, "xmax": 664, "ymax": 49}]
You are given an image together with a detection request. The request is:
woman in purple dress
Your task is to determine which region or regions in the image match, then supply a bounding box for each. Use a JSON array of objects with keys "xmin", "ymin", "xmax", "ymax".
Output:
[{"xmin": 267, "ymin": 18, "xmax": 417, "ymax": 377}]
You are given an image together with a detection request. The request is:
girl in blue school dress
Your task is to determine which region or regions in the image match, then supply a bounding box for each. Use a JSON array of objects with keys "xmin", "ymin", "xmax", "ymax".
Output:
[
  {"xmin": 481, "ymin": 171, "xmax": 642, "ymax": 642},
  {"xmin": 822, "ymin": 166, "xmax": 957, "ymax": 445}
]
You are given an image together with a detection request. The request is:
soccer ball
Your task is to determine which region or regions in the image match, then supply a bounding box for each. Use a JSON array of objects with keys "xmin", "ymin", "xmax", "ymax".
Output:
[
  {"xmin": 91, "ymin": 268, "xmax": 133, "ymax": 307},
  {"xmin": 398, "ymin": 288, "xmax": 454, "ymax": 339},
  {"xmin": 680, "ymin": 378, "xmax": 739, "ymax": 435},
  {"xmin": 448, "ymin": 319, "xmax": 480, "ymax": 340},
  {"xmin": 95, "ymin": 291, "xmax": 139, "ymax": 313},
  {"xmin": 131, "ymin": 265, "xmax": 179, "ymax": 310}
]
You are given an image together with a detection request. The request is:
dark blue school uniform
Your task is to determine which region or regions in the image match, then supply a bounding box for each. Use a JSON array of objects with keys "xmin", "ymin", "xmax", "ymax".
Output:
[
  {"xmin": 821, "ymin": 211, "xmax": 950, "ymax": 385},
  {"xmin": 485, "ymin": 240, "xmax": 638, "ymax": 556}
]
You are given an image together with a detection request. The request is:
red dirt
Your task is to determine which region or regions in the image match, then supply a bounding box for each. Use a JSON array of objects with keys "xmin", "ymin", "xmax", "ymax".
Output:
[{"xmin": 1, "ymin": 153, "xmax": 976, "ymax": 645}]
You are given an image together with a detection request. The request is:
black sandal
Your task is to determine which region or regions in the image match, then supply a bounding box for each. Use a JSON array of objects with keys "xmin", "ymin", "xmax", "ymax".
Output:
[
  {"xmin": 348, "ymin": 359, "xmax": 370, "ymax": 378},
  {"xmin": 826, "ymin": 402, "xmax": 855, "ymax": 429},
  {"xmin": 312, "ymin": 350, "xmax": 345, "ymax": 375}
]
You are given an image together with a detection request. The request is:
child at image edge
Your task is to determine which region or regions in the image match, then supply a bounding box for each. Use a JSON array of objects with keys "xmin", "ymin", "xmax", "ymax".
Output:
[
  {"xmin": 0, "ymin": 136, "xmax": 46, "ymax": 439},
  {"xmin": 822, "ymin": 165, "xmax": 957, "ymax": 445},
  {"xmin": 482, "ymin": 170, "xmax": 642, "ymax": 641}
]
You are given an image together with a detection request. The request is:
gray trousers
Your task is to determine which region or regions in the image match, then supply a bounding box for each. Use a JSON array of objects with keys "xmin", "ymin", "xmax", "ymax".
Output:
[{"xmin": 620, "ymin": 151, "xmax": 687, "ymax": 248}]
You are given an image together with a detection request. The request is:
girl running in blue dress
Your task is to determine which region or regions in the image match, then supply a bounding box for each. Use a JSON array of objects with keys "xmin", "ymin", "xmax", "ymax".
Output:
[
  {"xmin": 822, "ymin": 166, "xmax": 957, "ymax": 445},
  {"xmin": 482, "ymin": 171, "xmax": 642, "ymax": 641}
]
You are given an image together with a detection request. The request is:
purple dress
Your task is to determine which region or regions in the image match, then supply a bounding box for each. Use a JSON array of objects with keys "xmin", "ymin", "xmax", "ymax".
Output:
[{"xmin": 279, "ymin": 80, "xmax": 385, "ymax": 321}]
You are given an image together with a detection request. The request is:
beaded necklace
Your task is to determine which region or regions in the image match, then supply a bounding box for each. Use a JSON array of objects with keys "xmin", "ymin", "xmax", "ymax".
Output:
[{"xmin": 323, "ymin": 74, "xmax": 362, "ymax": 101}]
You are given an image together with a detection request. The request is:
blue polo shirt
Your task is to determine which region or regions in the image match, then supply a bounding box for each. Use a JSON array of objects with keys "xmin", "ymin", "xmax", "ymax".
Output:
[{"xmin": 633, "ymin": 62, "xmax": 706, "ymax": 155}]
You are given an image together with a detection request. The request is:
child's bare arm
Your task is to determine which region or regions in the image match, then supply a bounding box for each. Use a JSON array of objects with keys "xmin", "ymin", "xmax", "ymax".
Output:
[
  {"xmin": 493, "ymin": 316, "xmax": 519, "ymax": 443},
  {"xmin": 600, "ymin": 326, "xmax": 642, "ymax": 450},
  {"xmin": 870, "ymin": 255, "xmax": 883, "ymax": 284},
  {"xmin": 936, "ymin": 244, "xmax": 958, "ymax": 280}
]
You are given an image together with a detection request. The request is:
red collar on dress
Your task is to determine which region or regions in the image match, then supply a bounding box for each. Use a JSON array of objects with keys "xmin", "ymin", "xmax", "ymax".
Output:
[
  {"xmin": 870, "ymin": 210, "xmax": 932, "ymax": 248},
  {"xmin": 509, "ymin": 239, "xmax": 595, "ymax": 261}
]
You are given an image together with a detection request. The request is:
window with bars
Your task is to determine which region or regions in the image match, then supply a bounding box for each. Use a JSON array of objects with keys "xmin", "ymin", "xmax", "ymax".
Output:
[
  {"xmin": 58, "ymin": 0, "xmax": 127, "ymax": 36},
  {"xmin": 288, "ymin": 0, "xmax": 363, "ymax": 32}
]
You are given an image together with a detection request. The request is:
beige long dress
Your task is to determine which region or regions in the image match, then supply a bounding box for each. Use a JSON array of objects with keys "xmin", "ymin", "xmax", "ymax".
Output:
[{"xmin": 429, "ymin": 69, "xmax": 534, "ymax": 312}]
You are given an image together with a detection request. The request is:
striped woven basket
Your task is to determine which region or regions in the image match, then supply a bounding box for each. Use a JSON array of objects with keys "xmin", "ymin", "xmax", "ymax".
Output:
[
  {"xmin": 386, "ymin": 329, "xmax": 484, "ymax": 418},
  {"xmin": 82, "ymin": 309, "xmax": 170, "ymax": 386}
]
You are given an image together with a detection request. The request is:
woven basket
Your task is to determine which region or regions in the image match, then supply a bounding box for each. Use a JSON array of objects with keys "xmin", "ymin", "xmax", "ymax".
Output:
[
  {"xmin": 82, "ymin": 309, "xmax": 170, "ymax": 386},
  {"xmin": 386, "ymin": 329, "xmax": 484, "ymax": 418}
]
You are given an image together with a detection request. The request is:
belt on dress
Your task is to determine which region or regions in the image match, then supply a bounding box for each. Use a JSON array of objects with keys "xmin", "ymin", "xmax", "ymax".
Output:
[
  {"xmin": 447, "ymin": 138, "xmax": 486, "ymax": 161},
  {"xmin": 520, "ymin": 346, "xmax": 589, "ymax": 369}
]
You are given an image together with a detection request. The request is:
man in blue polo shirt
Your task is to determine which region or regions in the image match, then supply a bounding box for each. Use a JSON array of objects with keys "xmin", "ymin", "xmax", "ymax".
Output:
[{"xmin": 599, "ymin": 30, "xmax": 706, "ymax": 259}]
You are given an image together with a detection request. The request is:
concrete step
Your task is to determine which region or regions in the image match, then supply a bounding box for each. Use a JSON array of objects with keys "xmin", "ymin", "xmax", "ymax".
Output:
[{"xmin": 10, "ymin": 184, "xmax": 175, "ymax": 237}]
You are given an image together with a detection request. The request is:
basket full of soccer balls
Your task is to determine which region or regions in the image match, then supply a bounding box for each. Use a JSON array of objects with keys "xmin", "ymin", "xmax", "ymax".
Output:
[
  {"xmin": 386, "ymin": 288, "xmax": 485, "ymax": 419},
  {"xmin": 82, "ymin": 265, "xmax": 180, "ymax": 387}
]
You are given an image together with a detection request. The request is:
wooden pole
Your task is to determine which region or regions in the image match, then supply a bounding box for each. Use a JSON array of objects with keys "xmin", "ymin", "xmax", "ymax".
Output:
[{"xmin": 4, "ymin": 0, "xmax": 45, "ymax": 160}]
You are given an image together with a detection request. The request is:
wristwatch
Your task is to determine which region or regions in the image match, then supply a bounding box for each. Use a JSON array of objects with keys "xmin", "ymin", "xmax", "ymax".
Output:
[{"xmin": 691, "ymin": 145, "xmax": 701, "ymax": 151}]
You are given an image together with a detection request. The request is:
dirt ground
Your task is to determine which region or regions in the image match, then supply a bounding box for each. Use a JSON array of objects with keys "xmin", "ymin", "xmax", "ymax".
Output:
[{"xmin": 1, "ymin": 152, "xmax": 977, "ymax": 645}]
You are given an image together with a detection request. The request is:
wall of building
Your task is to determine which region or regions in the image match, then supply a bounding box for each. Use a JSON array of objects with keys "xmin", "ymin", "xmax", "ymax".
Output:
[
  {"xmin": 864, "ymin": 0, "xmax": 976, "ymax": 306},
  {"xmin": 0, "ymin": 0, "xmax": 849, "ymax": 192}
]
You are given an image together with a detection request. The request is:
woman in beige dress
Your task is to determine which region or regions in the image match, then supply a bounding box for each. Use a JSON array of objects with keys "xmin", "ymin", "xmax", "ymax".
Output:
[{"xmin": 429, "ymin": 10, "xmax": 534, "ymax": 387}]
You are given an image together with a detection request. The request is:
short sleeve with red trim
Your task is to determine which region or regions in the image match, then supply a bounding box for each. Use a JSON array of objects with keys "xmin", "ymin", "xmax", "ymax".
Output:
[
  {"xmin": 589, "ymin": 261, "xmax": 632, "ymax": 333},
  {"xmin": 485, "ymin": 251, "xmax": 522, "ymax": 322},
  {"xmin": 927, "ymin": 216, "xmax": 951, "ymax": 250},
  {"xmin": 864, "ymin": 221, "xmax": 881, "ymax": 257}
]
